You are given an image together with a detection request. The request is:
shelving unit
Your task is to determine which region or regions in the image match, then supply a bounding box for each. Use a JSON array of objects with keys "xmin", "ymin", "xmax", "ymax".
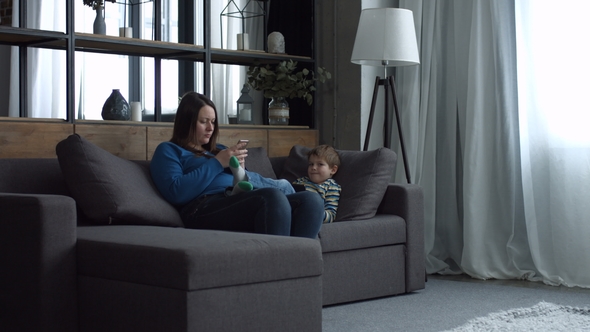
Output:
[{"xmin": 0, "ymin": 0, "xmax": 316, "ymax": 125}]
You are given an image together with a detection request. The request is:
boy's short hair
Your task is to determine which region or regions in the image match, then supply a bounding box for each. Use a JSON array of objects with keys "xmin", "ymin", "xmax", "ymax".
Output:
[{"xmin": 308, "ymin": 145, "xmax": 341, "ymax": 168}]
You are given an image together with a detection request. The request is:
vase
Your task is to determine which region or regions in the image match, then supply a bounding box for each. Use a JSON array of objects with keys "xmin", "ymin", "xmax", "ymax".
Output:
[
  {"xmin": 102, "ymin": 89, "xmax": 130, "ymax": 120},
  {"xmin": 93, "ymin": 6, "xmax": 106, "ymax": 35},
  {"xmin": 268, "ymin": 96, "xmax": 289, "ymax": 125}
]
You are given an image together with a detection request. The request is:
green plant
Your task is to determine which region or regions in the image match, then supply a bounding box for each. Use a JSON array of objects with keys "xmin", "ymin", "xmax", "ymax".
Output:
[
  {"xmin": 83, "ymin": 0, "xmax": 115, "ymax": 10},
  {"xmin": 246, "ymin": 60, "xmax": 331, "ymax": 105}
]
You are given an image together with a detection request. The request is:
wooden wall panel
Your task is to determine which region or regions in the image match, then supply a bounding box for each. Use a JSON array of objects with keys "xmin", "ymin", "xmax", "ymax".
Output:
[
  {"xmin": 0, "ymin": 120, "xmax": 317, "ymax": 159},
  {"xmin": 268, "ymin": 129, "xmax": 318, "ymax": 157},
  {"xmin": 218, "ymin": 128, "xmax": 268, "ymax": 151},
  {"xmin": 74, "ymin": 124, "xmax": 147, "ymax": 160},
  {"xmin": 147, "ymin": 126, "xmax": 173, "ymax": 160},
  {"xmin": 147, "ymin": 127, "xmax": 269, "ymax": 159},
  {"xmin": 0, "ymin": 121, "xmax": 73, "ymax": 158}
]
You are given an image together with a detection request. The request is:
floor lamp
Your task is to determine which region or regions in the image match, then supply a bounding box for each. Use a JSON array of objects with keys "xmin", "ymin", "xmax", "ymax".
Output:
[{"xmin": 351, "ymin": 8, "xmax": 420, "ymax": 184}]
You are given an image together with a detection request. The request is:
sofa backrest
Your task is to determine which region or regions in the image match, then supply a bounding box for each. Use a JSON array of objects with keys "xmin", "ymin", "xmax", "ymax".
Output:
[
  {"xmin": 0, "ymin": 146, "xmax": 297, "ymax": 195},
  {"xmin": 0, "ymin": 149, "xmax": 285, "ymax": 198},
  {"xmin": 244, "ymin": 147, "xmax": 279, "ymax": 179},
  {"xmin": 270, "ymin": 156, "xmax": 288, "ymax": 178},
  {"xmin": 0, "ymin": 158, "xmax": 70, "ymax": 196},
  {"xmin": 275, "ymin": 145, "xmax": 398, "ymax": 221}
]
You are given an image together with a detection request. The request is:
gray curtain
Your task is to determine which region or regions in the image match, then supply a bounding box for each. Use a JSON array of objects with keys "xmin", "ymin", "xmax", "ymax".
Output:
[{"xmin": 395, "ymin": 0, "xmax": 590, "ymax": 287}]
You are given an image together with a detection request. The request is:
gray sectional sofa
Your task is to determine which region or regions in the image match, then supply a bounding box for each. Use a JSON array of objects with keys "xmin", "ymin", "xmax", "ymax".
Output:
[{"xmin": 0, "ymin": 134, "xmax": 425, "ymax": 332}]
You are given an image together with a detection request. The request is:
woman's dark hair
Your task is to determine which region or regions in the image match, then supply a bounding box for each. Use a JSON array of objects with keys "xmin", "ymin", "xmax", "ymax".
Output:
[{"xmin": 170, "ymin": 91, "xmax": 220, "ymax": 155}]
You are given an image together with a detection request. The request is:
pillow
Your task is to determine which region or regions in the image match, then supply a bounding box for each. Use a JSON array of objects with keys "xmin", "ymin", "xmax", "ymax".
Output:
[
  {"xmin": 56, "ymin": 134, "xmax": 183, "ymax": 227},
  {"xmin": 245, "ymin": 147, "xmax": 277, "ymax": 179},
  {"xmin": 279, "ymin": 145, "xmax": 310, "ymax": 184},
  {"xmin": 280, "ymin": 145, "xmax": 397, "ymax": 221}
]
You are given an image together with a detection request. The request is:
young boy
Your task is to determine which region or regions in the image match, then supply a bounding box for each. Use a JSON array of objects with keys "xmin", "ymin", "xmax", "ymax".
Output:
[{"xmin": 293, "ymin": 145, "xmax": 342, "ymax": 223}]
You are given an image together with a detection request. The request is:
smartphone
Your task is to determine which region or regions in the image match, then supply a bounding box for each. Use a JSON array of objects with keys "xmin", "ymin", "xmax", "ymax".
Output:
[{"xmin": 237, "ymin": 139, "xmax": 249, "ymax": 148}]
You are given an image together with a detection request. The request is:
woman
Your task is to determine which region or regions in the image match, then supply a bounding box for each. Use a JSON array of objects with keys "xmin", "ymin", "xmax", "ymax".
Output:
[{"xmin": 150, "ymin": 92, "xmax": 324, "ymax": 238}]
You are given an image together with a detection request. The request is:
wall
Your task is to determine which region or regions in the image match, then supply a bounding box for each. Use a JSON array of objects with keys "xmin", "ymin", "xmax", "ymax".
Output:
[
  {"xmin": 0, "ymin": 0, "xmax": 12, "ymax": 26},
  {"xmin": 316, "ymin": 1, "xmax": 361, "ymax": 150},
  {"xmin": 315, "ymin": 0, "xmax": 396, "ymax": 151}
]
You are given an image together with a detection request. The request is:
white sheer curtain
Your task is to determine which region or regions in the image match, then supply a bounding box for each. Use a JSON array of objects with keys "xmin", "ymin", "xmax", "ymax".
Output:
[
  {"xmin": 396, "ymin": 0, "xmax": 590, "ymax": 287},
  {"xmin": 211, "ymin": 0, "xmax": 266, "ymax": 124},
  {"xmin": 76, "ymin": 3, "xmax": 130, "ymax": 120},
  {"xmin": 210, "ymin": 0, "xmax": 240, "ymax": 123},
  {"xmin": 9, "ymin": 0, "xmax": 67, "ymax": 118},
  {"xmin": 8, "ymin": 1, "xmax": 256, "ymax": 122},
  {"xmin": 515, "ymin": 0, "xmax": 590, "ymax": 287},
  {"xmin": 9, "ymin": 1, "xmax": 130, "ymax": 120}
]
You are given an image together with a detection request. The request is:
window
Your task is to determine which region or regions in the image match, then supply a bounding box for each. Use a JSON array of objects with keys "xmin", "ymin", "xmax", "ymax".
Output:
[
  {"xmin": 7, "ymin": 0, "xmax": 257, "ymax": 123},
  {"xmin": 37, "ymin": 0, "xmax": 184, "ymax": 121}
]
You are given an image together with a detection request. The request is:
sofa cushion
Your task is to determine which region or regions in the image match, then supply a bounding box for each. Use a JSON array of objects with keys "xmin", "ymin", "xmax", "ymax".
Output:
[
  {"xmin": 55, "ymin": 134, "xmax": 183, "ymax": 227},
  {"xmin": 77, "ymin": 226, "xmax": 323, "ymax": 290},
  {"xmin": 280, "ymin": 145, "xmax": 397, "ymax": 221},
  {"xmin": 318, "ymin": 215, "xmax": 406, "ymax": 253},
  {"xmin": 245, "ymin": 147, "xmax": 277, "ymax": 179}
]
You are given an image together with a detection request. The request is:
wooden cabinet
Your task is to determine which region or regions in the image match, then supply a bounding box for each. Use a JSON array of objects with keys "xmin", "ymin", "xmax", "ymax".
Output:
[
  {"xmin": 0, "ymin": 119, "xmax": 318, "ymax": 159},
  {"xmin": 0, "ymin": 120, "xmax": 73, "ymax": 159}
]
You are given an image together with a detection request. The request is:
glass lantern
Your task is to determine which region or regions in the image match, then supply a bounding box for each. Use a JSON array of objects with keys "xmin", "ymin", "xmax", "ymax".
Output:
[{"xmin": 237, "ymin": 84, "xmax": 254, "ymax": 124}]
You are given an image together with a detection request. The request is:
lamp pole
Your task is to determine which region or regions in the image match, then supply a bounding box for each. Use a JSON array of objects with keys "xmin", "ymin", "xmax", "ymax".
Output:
[{"xmin": 351, "ymin": 8, "xmax": 420, "ymax": 184}]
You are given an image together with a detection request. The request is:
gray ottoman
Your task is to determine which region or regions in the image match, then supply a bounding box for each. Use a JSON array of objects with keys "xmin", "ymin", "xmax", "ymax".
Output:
[{"xmin": 76, "ymin": 226, "xmax": 323, "ymax": 332}]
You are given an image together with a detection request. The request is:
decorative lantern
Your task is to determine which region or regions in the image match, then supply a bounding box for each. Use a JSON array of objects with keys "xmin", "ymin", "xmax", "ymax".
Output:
[
  {"xmin": 220, "ymin": 0, "xmax": 268, "ymax": 50},
  {"xmin": 236, "ymin": 84, "xmax": 254, "ymax": 124}
]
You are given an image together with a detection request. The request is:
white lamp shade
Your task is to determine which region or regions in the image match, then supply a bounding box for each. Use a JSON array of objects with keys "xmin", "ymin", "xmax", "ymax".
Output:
[{"xmin": 351, "ymin": 8, "xmax": 420, "ymax": 67}]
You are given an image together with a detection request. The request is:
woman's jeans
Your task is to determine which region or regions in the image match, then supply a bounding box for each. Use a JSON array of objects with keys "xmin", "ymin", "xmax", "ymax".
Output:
[
  {"xmin": 245, "ymin": 171, "xmax": 295, "ymax": 195},
  {"xmin": 180, "ymin": 188, "xmax": 324, "ymax": 239}
]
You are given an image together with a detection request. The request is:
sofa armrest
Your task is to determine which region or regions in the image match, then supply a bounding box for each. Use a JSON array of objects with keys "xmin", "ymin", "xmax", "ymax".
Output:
[
  {"xmin": 377, "ymin": 184, "xmax": 425, "ymax": 292},
  {"xmin": 0, "ymin": 193, "xmax": 78, "ymax": 332}
]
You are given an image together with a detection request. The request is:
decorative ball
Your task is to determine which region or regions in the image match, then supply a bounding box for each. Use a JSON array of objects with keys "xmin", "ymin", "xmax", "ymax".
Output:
[{"xmin": 268, "ymin": 31, "xmax": 285, "ymax": 54}]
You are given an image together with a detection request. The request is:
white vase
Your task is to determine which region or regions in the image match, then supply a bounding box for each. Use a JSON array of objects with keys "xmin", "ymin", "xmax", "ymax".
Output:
[
  {"xmin": 93, "ymin": 6, "xmax": 106, "ymax": 35},
  {"xmin": 268, "ymin": 96, "xmax": 289, "ymax": 125}
]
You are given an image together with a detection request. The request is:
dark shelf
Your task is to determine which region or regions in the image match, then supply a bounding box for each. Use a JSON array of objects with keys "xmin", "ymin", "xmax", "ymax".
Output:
[
  {"xmin": 74, "ymin": 33, "xmax": 205, "ymax": 60},
  {"xmin": 210, "ymin": 48, "xmax": 312, "ymax": 66},
  {"xmin": 1, "ymin": 26, "xmax": 312, "ymax": 65},
  {"xmin": 0, "ymin": 26, "xmax": 66, "ymax": 49}
]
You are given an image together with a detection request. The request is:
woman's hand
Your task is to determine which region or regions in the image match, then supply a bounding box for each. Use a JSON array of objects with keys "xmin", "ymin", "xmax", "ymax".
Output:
[
  {"xmin": 236, "ymin": 141, "xmax": 248, "ymax": 168},
  {"xmin": 215, "ymin": 143, "xmax": 248, "ymax": 168}
]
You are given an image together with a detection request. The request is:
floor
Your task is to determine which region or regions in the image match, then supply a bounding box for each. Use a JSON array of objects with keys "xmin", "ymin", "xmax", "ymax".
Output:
[
  {"xmin": 322, "ymin": 273, "xmax": 590, "ymax": 332},
  {"xmin": 429, "ymin": 273, "xmax": 590, "ymax": 295}
]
